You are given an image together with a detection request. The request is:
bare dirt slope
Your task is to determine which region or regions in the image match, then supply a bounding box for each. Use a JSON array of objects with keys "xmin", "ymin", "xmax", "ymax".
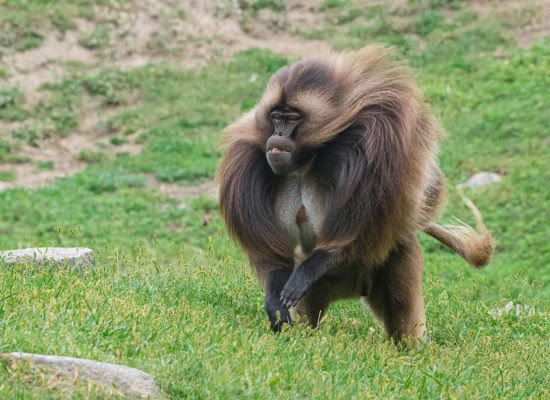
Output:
[
  {"xmin": 1, "ymin": 0, "xmax": 549, "ymax": 195},
  {"xmin": 5, "ymin": 0, "xmax": 328, "ymax": 109},
  {"xmin": 0, "ymin": 0, "xmax": 329, "ymax": 194}
]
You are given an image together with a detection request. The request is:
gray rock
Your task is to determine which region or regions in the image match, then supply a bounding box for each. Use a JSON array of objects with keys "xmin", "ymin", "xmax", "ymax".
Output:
[
  {"xmin": 1, "ymin": 353, "xmax": 160, "ymax": 399},
  {"xmin": 0, "ymin": 247, "xmax": 94, "ymax": 268},
  {"xmin": 457, "ymin": 172, "xmax": 502, "ymax": 189}
]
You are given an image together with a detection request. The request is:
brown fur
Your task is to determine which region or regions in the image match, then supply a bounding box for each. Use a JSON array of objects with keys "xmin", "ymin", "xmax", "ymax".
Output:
[
  {"xmin": 215, "ymin": 45, "xmax": 495, "ymax": 343},
  {"xmin": 423, "ymin": 197, "xmax": 495, "ymax": 268}
]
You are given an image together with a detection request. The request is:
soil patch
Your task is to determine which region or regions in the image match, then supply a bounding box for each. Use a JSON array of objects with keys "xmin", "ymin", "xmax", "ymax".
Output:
[
  {"xmin": 5, "ymin": 29, "xmax": 97, "ymax": 105},
  {"xmin": 3, "ymin": 0, "xmax": 548, "ymax": 194},
  {"xmin": 470, "ymin": 0, "xmax": 550, "ymax": 47},
  {"xmin": 0, "ymin": 130, "xmax": 143, "ymax": 190},
  {"xmin": 144, "ymin": 174, "xmax": 217, "ymax": 202},
  {"xmin": 516, "ymin": 0, "xmax": 550, "ymax": 46}
]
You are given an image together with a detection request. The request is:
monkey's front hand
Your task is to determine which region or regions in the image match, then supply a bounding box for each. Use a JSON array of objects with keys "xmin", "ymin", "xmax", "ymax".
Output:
[
  {"xmin": 280, "ymin": 267, "xmax": 315, "ymax": 309},
  {"xmin": 280, "ymin": 250, "xmax": 334, "ymax": 309}
]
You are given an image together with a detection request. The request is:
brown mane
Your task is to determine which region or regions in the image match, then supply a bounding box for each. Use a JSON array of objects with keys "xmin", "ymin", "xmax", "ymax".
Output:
[{"xmin": 217, "ymin": 46, "xmax": 443, "ymax": 268}]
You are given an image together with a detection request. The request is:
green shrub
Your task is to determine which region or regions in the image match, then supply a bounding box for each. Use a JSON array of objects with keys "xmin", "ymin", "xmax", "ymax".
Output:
[
  {"xmin": 252, "ymin": 0, "xmax": 286, "ymax": 11},
  {"xmin": 415, "ymin": 11, "xmax": 444, "ymax": 36},
  {"xmin": 147, "ymin": 32, "xmax": 170, "ymax": 55},
  {"xmin": 4, "ymin": 155, "xmax": 31, "ymax": 164},
  {"xmin": 229, "ymin": 48, "xmax": 288, "ymax": 75},
  {"xmin": 320, "ymin": 0, "xmax": 346, "ymax": 10},
  {"xmin": 0, "ymin": 170, "xmax": 16, "ymax": 182},
  {"xmin": 407, "ymin": 0, "xmax": 458, "ymax": 10},
  {"xmin": 11, "ymin": 124, "xmax": 44, "ymax": 147},
  {"xmin": 83, "ymin": 68, "xmax": 130, "ymax": 105},
  {"xmin": 50, "ymin": 8, "xmax": 76, "ymax": 33},
  {"xmin": 154, "ymin": 165, "xmax": 210, "ymax": 183},
  {"xmin": 37, "ymin": 77, "xmax": 82, "ymax": 136},
  {"xmin": 135, "ymin": 133, "xmax": 149, "ymax": 144},
  {"xmin": 78, "ymin": 25, "xmax": 110, "ymax": 49},
  {"xmin": 83, "ymin": 169, "xmax": 146, "ymax": 193},
  {"xmin": 454, "ymin": 11, "xmax": 478, "ymax": 25},
  {"xmin": 335, "ymin": 8, "xmax": 362, "ymax": 24},
  {"xmin": 110, "ymin": 137, "xmax": 126, "ymax": 146},
  {"xmin": 0, "ymin": 140, "xmax": 29, "ymax": 164},
  {"xmin": 36, "ymin": 160, "xmax": 55, "ymax": 170},
  {"xmin": 74, "ymin": 150, "xmax": 108, "ymax": 164},
  {"xmin": 14, "ymin": 31, "xmax": 44, "ymax": 52},
  {"xmin": 0, "ymin": 85, "xmax": 22, "ymax": 109}
]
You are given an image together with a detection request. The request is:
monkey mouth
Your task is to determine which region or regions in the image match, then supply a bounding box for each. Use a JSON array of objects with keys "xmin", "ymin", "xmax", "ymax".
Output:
[{"xmin": 268, "ymin": 147, "xmax": 290, "ymax": 154}]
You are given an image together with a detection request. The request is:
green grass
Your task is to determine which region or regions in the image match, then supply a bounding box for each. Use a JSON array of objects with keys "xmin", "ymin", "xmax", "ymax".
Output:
[
  {"xmin": 0, "ymin": 169, "xmax": 16, "ymax": 182},
  {"xmin": 0, "ymin": 0, "xmax": 121, "ymax": 54},
  {"xmin": 0, "ymin": 245, "xmax": 548, "ymax": 398},
  {"xmin": 0, "ymin": 84, "xmax": 26, "ymax": 121},
  {"xmin": 109, "ymin": 137, "xmax": 126, "ymax": 146},
  {"xmin": 252, "ymin": 0, "xmax": 286, "ymax": 12},
  {"xmin": 0, "ymin": 140, "xmax": 30, "ymax": 164},
  {"xmin": 78, "ymin": 25, "xmax": 110, "ymax": 50},
  {"xmin": 73, "ymin": 150, "xmax": 108, "ymax": 164},
  {"xmin": 35, "ymin": 160, "xmax": 54, "ymax": 170},
  {"xmin": 0, "ymin": 0, "xmax": 549, "ymax": 398},
  {"xmin": 415, "ymin": 10, "xmax": 444, "ymax": 37}
]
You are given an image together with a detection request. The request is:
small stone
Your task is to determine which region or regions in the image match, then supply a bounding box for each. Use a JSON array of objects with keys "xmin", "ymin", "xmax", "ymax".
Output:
[
  {"xmin": 249, "ymin": 73, "xmax": 259, "ymax": 83},
  {"xmin": 232, "ymin": 0, "xmax": 242, "ymax": 12},
  {"xmin": 117, "ymin": 24, "xmax": 132, "ymax": 37},
  {"xmin": 0, "ymin": 353, "xmax": 159, "ymax": 399},
  {"xmin": 0, "ymin": 247, "xmax": 94, "ymax": 268},
  {"xmin": 488, "ymin": 301, "xmax": 545, "ymax": 318},
  {"xmin": 457, "ymin": 172, "xmax": 502, "ymax": 189}
]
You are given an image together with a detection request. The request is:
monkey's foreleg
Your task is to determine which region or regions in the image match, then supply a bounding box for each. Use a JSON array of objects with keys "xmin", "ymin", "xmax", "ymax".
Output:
[
  {"xmin": 280, "ymin": 250, "xmax": 336, "ymax": 309},
  {"xmin": 265, "ymin": 268, "xmax": 294, "ymax": 331}
]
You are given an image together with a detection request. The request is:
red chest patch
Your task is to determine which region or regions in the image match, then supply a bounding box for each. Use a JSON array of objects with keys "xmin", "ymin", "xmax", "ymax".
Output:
[{"xmin": 296, "ymin": 205, "xmax": 308, "ymax": 224}]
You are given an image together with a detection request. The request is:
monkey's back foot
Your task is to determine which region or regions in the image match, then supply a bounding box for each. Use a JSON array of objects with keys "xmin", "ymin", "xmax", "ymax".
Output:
[{"xmin": 268, "ymin": 308, "xmax": 294, "ymax": 332}]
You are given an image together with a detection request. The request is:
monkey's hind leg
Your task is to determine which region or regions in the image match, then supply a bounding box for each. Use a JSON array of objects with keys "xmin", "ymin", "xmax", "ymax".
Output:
[
  {"xmin": 292, "ymin": 273, "xmax": 362, "ymax": 328},
  {"xmin": 291, "ymin": 280, "xmax": 330, "ymax": 328},
  {"xmin": 365, "ymin": 235, "xmax": 426, "ymax": 346}
]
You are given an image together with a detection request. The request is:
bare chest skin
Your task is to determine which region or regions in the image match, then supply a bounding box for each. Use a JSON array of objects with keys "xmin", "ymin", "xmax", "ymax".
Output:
[{"xmin": 274, "ymin": 171, "xmax": 325, "ymax": 254}]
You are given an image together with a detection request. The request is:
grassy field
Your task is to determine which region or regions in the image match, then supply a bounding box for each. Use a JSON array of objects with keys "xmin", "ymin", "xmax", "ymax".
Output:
[{"xmin": 1, "ymin": 0, "xmax": 549, "ymax": 398}]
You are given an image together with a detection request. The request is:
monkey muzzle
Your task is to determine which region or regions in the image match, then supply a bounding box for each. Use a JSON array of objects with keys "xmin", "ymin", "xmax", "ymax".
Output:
[{"xmin": 266, "ymin": 135, "xmax": 294, "ymax": 175}]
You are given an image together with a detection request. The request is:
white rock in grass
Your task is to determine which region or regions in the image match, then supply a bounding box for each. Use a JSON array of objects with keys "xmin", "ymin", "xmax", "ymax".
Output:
[
  {"xmin": 488, "ymin": 301, "xmax": 545, "ymax": 318},
  {"xmin": 0, "ymin": 247, "xmax": 94, "ymax": 268},
  {"xmin": 457, "ymin": 172, "xmax": 502, "ymax": 189},
  {"xmin": 0, "ymin": 353, "xmax": 160, "ymax": 399}
]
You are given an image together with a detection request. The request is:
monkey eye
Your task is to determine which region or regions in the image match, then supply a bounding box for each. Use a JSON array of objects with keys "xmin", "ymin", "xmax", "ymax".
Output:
[
  {"xmin": 271, "ymin": 113, "xmax": 283, "ymax": 123},
  {"xmin": 287, "ymin": 115, "xmax": 301, "ymax": 123}
]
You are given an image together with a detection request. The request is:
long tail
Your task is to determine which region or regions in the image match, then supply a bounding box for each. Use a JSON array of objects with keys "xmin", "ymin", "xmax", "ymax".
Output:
[{"xmin": 422, "ymin": 197, "xmax": 495, "ymax": 269}]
